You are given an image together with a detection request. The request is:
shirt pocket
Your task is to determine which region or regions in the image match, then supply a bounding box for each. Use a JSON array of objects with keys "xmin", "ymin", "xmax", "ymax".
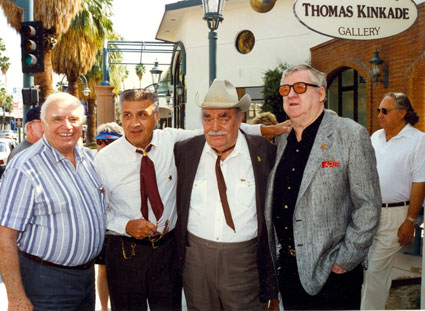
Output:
[
  {"xmin": 235, "ymin": 178, "xmax": 256, "ymax": 207},
  {"xmin": 190, "ymin": 178, "xmax": 208, "ymax": 209}
]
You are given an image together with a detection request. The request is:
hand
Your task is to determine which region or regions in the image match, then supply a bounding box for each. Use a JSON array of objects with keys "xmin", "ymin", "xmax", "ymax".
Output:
[
  {"xmin": 331, "ymin": 263, "xmax": 347, "ymax": 274},
  {"xmin": 260, "ymin": 120, "xmax": 292, "ymax": 138},
  {"xmin": 268, "ymin": 298, "xmax": 280, "ymax": 311},
  {"xmin": 125, "ymin": 219, "xmax": 157, "ymax": 239},
  {"xmin": 8, "ymin": 295, "xmax": 34, "ymax": 311},
  {"xmin": 398, "ymin": 220, "xmax": 415, "ymax": 245}
]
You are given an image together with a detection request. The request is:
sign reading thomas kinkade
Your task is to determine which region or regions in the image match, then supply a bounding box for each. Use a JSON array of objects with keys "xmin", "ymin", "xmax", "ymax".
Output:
[{"xmin": 293, "ymin": 0, "xmax": 418, "ymax": 40}]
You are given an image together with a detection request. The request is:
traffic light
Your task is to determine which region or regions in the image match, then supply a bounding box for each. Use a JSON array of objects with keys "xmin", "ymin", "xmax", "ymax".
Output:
[{"xmin": 20, "ymin": 21, "xmax": 44, "ymax": 74}]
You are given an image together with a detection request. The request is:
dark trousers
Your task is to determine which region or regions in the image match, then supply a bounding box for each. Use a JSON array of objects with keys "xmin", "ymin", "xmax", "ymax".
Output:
[
  {"xmin": 277, "ymin": 253, "xmax": 363, "ymax": 310},
  {"xmin": 19, "ymin": 253, "xmax": 95, "ymax": 311},
  {"xmin": 106, "ymin": 235, "xmax": 182, "ymax": 311}
]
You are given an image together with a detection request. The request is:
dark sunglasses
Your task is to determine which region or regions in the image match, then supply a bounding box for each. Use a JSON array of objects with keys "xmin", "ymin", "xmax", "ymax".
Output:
[
  {"xmin": 377, "ymin": 108, "xmax": 397, "ymax": 115},
  {"xmin": 279, "ymin": 82, "xmax": 320, "ymax": 96},
  {"xmin": 96, "ymin": 139, "xmax": 113, "ymax": 146}
]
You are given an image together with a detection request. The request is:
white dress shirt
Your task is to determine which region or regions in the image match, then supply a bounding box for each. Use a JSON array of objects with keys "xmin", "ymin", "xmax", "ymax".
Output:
[
  {"xmin": 94, "ymin": 124, "xmax": 261, "ymax": 236},
  {"xmin": 371, "ymin": 124, "xmax": 425, "ymax": 203},
  {"xmin": 188, "ymin": 131, "xmax": 258, "ymax": 242}
]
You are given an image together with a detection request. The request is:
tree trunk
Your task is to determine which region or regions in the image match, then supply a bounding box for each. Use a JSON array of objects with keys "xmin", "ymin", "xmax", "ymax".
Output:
[
  {"xmin": 67, "ymin": 71, "xmax": 78, "ymax": 96},
  {"xmin": 34, "ymin": 49, "xmax": 53, "ymax": 104},
  {"xmin": 86, "ymin": 97, "xmax": 96, "ymax": 146}
]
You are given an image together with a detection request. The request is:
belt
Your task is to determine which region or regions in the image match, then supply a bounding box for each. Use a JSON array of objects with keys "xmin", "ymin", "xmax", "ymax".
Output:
[
  {"xmin": 382, "ymin": 201, "xmax": 410, "ymax": 208},
  {"xmin": 120, "ymin": 229, "xmax": 174, "ymax": 249},
  {"xmin": 20, "ymin": 251, "xmax": 95, "ymax": 270}
]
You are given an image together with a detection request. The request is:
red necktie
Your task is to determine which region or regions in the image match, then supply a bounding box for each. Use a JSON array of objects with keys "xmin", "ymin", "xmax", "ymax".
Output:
[
  {"xmin": 136, "ymin": 145, "xmax": 164, "ymax": 221},
  {"xmin": 213, "ymin": 145, "xmax": 236, "ymax": 232}
]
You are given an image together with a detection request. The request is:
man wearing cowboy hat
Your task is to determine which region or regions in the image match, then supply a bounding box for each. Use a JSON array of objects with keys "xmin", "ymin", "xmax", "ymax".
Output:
[
  {"xmin": 94, "ymin": 87, "xmax": 288, "ymax": 311},
  {"xmin": 174, "ymin": 79, "xmax": 279, "ymax": 311}
]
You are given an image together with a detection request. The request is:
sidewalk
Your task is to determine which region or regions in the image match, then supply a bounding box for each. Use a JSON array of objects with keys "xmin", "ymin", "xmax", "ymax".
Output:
[{"xmin": 0, "ymin": 243, "xmax": 421, "ymax": 311}]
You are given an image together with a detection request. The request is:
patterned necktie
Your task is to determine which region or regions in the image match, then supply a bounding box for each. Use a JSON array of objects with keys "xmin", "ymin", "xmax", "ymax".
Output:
[
  {"xmin": 136, "ymin": 145, "xmax": 164, "ymax": 221},
  {"xmin": 213, "ymin": 145, "xmax": 236, "ymax": 232}
]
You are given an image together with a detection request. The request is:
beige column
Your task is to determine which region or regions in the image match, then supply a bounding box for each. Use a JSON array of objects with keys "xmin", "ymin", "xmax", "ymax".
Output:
[{"xmin": 95, "ymin": 85, "xmax": 115, "ymax": 125}]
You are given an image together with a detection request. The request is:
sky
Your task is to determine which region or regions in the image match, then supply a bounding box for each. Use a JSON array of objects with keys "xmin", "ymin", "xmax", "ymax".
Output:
[{"xmin": 0, "ymin": 0, "xmax": 177, "ymax": 94}]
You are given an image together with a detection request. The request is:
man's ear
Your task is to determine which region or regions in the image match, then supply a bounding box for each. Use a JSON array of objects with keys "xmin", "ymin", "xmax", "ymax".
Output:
[{"xmin": 318, "ymin": 87, "xmax": 326, "ymax": 102}]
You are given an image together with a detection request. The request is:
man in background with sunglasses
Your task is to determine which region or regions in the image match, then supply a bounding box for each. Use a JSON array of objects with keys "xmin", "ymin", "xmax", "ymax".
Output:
[
  {"xmin": 265, "ymin": 64, "xmax": 381, "ymax": 309},
  {"xmin": 361, "ymin": 93, "xmax": 425, "ymax": 310}
]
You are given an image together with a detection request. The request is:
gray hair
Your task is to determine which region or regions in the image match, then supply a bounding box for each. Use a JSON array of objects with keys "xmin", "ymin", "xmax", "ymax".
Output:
[
  {"xmin": 384, "ymin": 92, "xmax": 419, "ymax": 125},
  {"xmin": 281, "ymin": 64, "xmax": 327, "ymax": 90},
  {"xmin": 96, "ymin": 122, "xmax": 123, "ymax": 136},
  {"xmin": 40, "ymin": 92, "xmax": 86, "ymax": 123},
  {"xmin": 118, "ymin": 88, "xmax": 159, "ymax": 114}
]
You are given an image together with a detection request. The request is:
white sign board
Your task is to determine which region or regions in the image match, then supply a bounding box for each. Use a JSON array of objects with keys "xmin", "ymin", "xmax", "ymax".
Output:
[{"xmin": 293, "ymin": 0, "xmax": 418, "ymax": 40}]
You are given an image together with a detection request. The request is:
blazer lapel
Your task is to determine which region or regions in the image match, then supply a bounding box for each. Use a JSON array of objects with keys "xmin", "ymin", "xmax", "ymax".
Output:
[{"xmin": 296, "ymin": 112, "xmax": 334, "ymax": 205}]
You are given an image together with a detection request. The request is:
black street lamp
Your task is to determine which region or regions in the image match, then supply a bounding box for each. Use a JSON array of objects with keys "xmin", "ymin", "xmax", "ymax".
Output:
[
  {"xmin": 202, "ymin": 0, "xmax": 225, "ymax": 86},
  {"xmin": 150, "ymin": 61, "xmax": 162, "ymax": 93},
  {"xmin": 369, "ymin": 49, "xmax": 388, "ymax": 88},
  {"xmin": 176, "ymin": 82, "xmax": 184, "ymax": 102},
  {"xmin": 165, "ymin": 89, "xmax": 171, "ymax": 106}
]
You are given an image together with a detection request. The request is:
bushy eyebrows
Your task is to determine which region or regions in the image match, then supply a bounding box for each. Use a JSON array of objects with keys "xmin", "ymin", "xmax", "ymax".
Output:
[{"xmin": 202, "ymin": 112, "xmax": 231, "ymax": 118}]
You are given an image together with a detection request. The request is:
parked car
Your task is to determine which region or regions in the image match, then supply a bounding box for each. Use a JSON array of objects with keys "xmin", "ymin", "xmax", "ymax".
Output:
[
  {"xmin": 0, "ymin": 130, "xmax": 17, "ymax": 141},
  {"xmin": 0, "ymin": 138, "xmax": 17, "ymax": 177}
]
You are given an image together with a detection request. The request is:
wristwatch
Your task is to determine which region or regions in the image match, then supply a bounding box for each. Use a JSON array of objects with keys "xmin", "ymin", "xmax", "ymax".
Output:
[{"xmin": 406, "ymin": 216, "xmax": 418, "ymax": 225}]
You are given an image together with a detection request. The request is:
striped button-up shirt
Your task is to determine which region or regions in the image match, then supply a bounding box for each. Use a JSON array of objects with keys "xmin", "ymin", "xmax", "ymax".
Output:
[{"xmin": 0, "ymin": 136, "xmax": 105, "ymax": 266}]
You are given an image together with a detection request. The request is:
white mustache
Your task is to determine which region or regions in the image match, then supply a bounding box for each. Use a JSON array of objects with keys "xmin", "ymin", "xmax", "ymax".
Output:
[{"xmin": 207, "ymin": 131, "xmax": 228, "ymax": 136}]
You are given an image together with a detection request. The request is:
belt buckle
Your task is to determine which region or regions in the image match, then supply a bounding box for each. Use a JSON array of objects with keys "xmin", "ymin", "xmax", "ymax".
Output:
[
  {"xmin": 289, "ymin": 249, "xmax": 296, "ymax": 257},
  {"xmin": 150, "ymin": 239, "xmax": 159, "ymax": 249}
]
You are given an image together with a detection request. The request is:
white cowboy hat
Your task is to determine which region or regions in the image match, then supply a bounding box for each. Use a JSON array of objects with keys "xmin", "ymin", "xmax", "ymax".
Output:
[{"xmin": 197, "ymin": 79, "xmax": 251, "ymax": 112}]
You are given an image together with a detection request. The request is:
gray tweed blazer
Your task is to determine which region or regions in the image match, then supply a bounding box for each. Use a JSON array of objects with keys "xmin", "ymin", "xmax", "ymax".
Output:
[{"xmin": 265, "ymin": 110, "xmax": 382, "ymax": 295}]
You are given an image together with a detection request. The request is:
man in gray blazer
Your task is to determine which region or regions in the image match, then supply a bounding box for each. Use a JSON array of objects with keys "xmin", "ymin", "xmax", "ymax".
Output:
[{"xmin": 265, "ymin": 64, "xmax": 381, "ymax": 310}]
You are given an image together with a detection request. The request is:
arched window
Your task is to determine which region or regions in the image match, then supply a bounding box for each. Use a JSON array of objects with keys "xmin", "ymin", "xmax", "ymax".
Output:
[{"xmin": 327, "ymin": 68, "xmax": 367, "ymax": 126}]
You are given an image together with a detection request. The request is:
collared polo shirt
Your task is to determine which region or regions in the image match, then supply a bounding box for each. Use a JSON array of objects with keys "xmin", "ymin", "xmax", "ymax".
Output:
[
  {"xmin": 0, "ymin": 136, "xmax": 106, "ymax": 266},
  {"xmin": 371, "ymin": 124, "xmax": 425, "ymax": 203}
]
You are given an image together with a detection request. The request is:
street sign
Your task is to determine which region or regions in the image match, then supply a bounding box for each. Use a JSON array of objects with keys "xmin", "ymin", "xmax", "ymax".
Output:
[{"xmin": 15, "ymin": 118, "xmax": 23, "ymax": 128}]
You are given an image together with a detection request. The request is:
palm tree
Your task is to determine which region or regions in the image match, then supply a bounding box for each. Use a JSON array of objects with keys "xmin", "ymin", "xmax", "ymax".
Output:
[
  {"xmin": 52, "ymin": 0, "xmax": 113, "ymax": 97},
  {"xmin": 135, "ymin": 64, "xmax": 145, "ymax": 88},
  {"xmin": 0, "ymin": 0, "xmax": 81, "ymax": 102},
  {"xmin": 0, "ymin": 38, "xmax": 10, "ymax": 75}
]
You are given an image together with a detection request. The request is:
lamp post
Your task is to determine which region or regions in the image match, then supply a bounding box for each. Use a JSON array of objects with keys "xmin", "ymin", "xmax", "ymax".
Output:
[
  {"xmin": 150, "ymin": 61, "xmax": 162, "ymax": 93},
  {"xmin": 202, "ymin": 0, "xmax": 225, "ymax": 86}
]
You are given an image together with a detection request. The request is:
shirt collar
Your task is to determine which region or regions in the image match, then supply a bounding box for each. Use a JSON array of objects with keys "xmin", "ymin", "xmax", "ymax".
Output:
[
  {"xmin": 380, "ymin": 123, "xmax": 412, "ymax": 141},
  {"xmin": 121, "ymin": 130, "xmax": 157, "ymax": 159},
  {"xmin": 205, "ymin": 129, "xmax": 250, "ymax": 162},
  {"xmin": 41, "ymin": 135, "xmax": 84, "ymax": 163}
]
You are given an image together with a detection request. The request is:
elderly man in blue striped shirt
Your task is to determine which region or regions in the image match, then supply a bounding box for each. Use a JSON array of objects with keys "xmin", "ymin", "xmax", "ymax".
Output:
[{"xmin": 0, "ymin": 92, "xmax": 106, "ymax": 311}]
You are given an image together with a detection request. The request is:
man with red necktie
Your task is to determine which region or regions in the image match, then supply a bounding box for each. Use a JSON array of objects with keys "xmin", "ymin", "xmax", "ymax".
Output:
[{"xmin": 94, "ymin": 88, "xmax": 289, "ymax": 311}]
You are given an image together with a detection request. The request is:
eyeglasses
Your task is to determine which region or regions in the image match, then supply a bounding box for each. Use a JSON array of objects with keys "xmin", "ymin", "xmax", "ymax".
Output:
[
  {"xmin": 96, "ymin": 139, "xmax": 113, "ymax": 146},
  {"xmin": 377, "ymin": 108, "xmax": 397, "ymax": 115},
  {"xmin": 279, "ymin": 82, "xmax": 320, "ymax": 96},
  {"xmin": 149, "ymin": 219, "xmax": 170, "ymax": 249}
]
